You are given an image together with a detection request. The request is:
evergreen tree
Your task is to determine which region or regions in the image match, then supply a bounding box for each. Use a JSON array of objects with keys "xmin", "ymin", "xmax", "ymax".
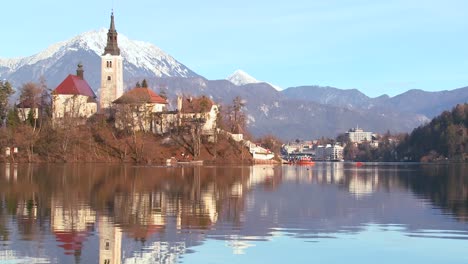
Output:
[
  {"xmin": 397, "ymin": 103, "xmax": 467, "ymax": 161},
  {"xmin": 141, "ymin": 79, "xmax": 148, "ymax": 88},
  {"xmin": 136, "ymin": 81, "xmax": 141, "ymax": 88},
  {"xmin": 0, "ymin": 81, "xmax": 14, "ymax": 127},
  {"xmin": 38, "ymin": 76, "xmax": 52, "ymax": 125},
  {"xmin": 27, "ymin": 109, "xmax": 36, "ymax": 127},
  {"xmin": 6, "ymin": 108, "xmax": 20, "ymax": 128}
]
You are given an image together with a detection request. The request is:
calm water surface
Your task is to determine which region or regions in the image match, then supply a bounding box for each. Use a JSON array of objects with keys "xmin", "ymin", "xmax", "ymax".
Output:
[{"xmin": 0, "ymin": 163, "xmax": 467, "ymax": 264}]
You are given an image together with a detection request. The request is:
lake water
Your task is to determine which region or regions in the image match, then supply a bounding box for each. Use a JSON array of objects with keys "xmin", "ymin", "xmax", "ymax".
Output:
[{"xmin": 0, "ymin": 163, "xmax": 467, "ymax": 264}]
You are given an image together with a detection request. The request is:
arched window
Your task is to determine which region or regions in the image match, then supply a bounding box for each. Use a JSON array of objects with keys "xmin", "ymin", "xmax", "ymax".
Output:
[
  {"xmin": 106, "ymin": 61, "xmax": 112, "ymax": 68},
  {"xmin": 107, "ymin": 76, "xmax": 111, "ymax": 81}
]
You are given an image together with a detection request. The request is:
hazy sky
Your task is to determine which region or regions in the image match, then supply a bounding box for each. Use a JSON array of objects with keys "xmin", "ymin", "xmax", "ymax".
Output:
[{"xmin": 1, "ymin": 0, "xmax": 467, "ymax": 97}]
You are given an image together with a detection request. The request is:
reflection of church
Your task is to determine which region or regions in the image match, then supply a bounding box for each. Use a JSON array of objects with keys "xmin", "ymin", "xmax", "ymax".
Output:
[
  {"xmin": 99, "ymin": 216, "xmax": 122, "ymax": 264},
  {"xmin": 50, "ymin": 196, "xmax": 96, "ymax": 259},
  {"xmin": 49, "ymin": 193, "xmax": 123, "ymax": 263},
  {"xmin": 1, "ymin": 162, "xmax": 310, "ymax": 262}
]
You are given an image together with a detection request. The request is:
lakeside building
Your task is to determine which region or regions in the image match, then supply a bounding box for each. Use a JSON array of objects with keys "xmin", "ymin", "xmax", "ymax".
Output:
[
  {"xmin": 176, "ymin": 96, "xmax": 219, "ymax": 137},
  {"xmin": 113, "ymin": 86, "xmax": 168, "ymax": 132},
  {"xmin": 282, "ymin": 141, "xmax": 315, "ymax": 155},
  {"xmin": 16, "ymin": 99, "xmax": 39, "ymax": 122},
  {"xmin": 346, "ymin": 126, "xmax": 373, "ymax": 143},
  {"xmin": 315, "ymin": 144, "xmax": 344, "ymax": 161},
  {"xmin": 51, "ymin": 64, "xmax": 98, "ymax": 124}
]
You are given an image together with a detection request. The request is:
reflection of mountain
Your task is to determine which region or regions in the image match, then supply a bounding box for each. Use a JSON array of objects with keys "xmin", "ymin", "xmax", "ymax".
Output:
[{"xmin": 0, "ymin": 163, "xmax": 466, "ymax": 263}]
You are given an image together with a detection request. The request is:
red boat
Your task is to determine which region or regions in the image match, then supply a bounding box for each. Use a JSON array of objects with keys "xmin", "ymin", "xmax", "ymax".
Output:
[{"xmin": 291, "ymin": 156, "xmax": 315, "ymax": 166}]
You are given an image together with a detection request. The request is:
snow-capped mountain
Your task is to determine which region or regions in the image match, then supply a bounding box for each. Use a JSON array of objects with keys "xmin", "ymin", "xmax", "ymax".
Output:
[
  {"xmin": 227, "ymin": 70, "xmax": 281, "ymax": 90},
  {"xmin": 0, "ymin": 29, "xmax": 199, "ymax": 91},
  {"xmin": 227, "ymin": 70, "xmax": 260, "ymax": 86}
]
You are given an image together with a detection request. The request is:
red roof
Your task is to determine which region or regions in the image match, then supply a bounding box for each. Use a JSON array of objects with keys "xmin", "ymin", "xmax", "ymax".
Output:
[
  {"xmin": 53, "ymin": 75, "xmax": 96, "ymax": 98},
  {"xmin": 55, "ymin": 230, "xmax": 89, "ymax": 255},
  {"xmin": 113, "ymin": 87, "xmax": 167, "ymax": 104}
]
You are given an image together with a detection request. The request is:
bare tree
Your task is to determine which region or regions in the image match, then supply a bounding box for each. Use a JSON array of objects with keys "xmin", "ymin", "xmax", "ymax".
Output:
[
  {"xmin": 224, "ymin": 96, "xmax": 246, "ymax": 134},
  {"xmin": 114, "ymin": 100, "xmax": 155, "ymax": 163},
  {"xmin": 18, "ymin": 82, "xmax": 43, "ymax": 129}
]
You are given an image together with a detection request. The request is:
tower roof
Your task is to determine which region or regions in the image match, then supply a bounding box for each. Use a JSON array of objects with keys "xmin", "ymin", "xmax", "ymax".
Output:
[
  {"xmin": 103, "ymin": 12, "xmax": 121, "ymax": 56},
  {"xmin": 110, "ymin": 11, "xmax": 116, "ymax": 31}
]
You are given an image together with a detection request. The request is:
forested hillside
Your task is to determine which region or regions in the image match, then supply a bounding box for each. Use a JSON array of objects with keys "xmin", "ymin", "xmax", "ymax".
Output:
[{"xmin": 397, "ymin": 104, "xmax": 467, "ymax": 162}]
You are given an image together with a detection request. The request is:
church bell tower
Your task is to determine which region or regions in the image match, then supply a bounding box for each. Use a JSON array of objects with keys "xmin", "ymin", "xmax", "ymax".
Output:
[{"xmin": 100, "ymin": 12, "xmax": 123, "ymax": 111}]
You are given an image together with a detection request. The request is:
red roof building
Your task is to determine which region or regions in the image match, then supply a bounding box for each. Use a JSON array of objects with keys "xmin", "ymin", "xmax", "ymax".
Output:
[
  {"xmin": 113, "ymin": 87, "xmax": 167, "ymax": 105},
  {"xmin": 179, "ymin": 96, "xmax": 214, "ymax": 114},
  {"xmin": 53, "ymin": 74, "xmax": 96, "ymax": 99},
  {"xmin": 112, "ymin": 87, "xmax": 168, "ymax": 132},
  {"xmin": 51, "ymin": 64, "xmax": 98, "ymax": 121}
]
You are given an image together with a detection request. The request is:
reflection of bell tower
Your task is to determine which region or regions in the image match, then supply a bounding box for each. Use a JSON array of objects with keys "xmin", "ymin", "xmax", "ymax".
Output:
[
  {"xmin": 99, "ymin": 216, "xmax": 122, "ymax": 264},
  {"xmin": 100, "ymin": 12, "xmax": 124, "ymax": 111}
]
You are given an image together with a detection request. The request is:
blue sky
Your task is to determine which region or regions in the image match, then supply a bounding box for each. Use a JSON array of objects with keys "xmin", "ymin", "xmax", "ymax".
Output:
[{"xmin": 1, "ymin": 0, "xmax": 468, "ymax": 97}]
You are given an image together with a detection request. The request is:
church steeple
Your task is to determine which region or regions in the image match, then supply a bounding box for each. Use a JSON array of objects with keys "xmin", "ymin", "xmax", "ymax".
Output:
[
  {"xmin": 103, "ymin": 12, "xmax": 120, "ymax": 56},
  {"xmin": 100, "ymin": 11, "xmax": 124, "ymax": 112}
]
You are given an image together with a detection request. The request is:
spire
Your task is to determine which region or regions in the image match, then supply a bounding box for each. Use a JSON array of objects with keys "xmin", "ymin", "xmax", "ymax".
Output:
[
  {"xmin": 110, "ymin": 11, "xmax": 116, "ymax": 31},
  {"xmin": 103, "ymin": 12, "xmax": 121, "ymax": 56}
]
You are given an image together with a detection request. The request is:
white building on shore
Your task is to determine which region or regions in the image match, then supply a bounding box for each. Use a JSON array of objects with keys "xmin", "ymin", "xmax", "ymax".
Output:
[
  {"xmin": 315, "ymin": 144, "xmax": 344, "ymax": 161},
  {"xmin": 346, "ymin": 127, "xmax": 372, "ymax": 143}
]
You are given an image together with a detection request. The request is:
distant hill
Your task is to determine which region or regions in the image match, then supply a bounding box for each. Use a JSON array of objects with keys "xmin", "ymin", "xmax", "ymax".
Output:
[
  {"xmin": 397, "ymin": 103, "xmax": 467, "ymax": 161},
  {"xmin": 282, "ymin": 85, "xmax": 468, "ymax": 119},
  {"xmin": 383, "ymin": 87, "xmax": 468, "ymax": 118},
  {"xmin": 282, "ymin": 86, "xmax": 374, "ymax": 110}
]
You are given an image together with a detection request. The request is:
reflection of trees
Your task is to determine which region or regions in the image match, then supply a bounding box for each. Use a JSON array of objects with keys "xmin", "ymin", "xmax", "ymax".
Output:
[
  {"xmin": 0, "ymin": 164, "xmax": 263, "ymax": 263},
  {"xmin": 0, "ymin": 164, "xmax": 47, "ymax": 241},
  {"xmin": 85, "ymin": 166, "xmax": 253, "ymax": 238},
  {"xmin": 0, "ymin": 164, "xmax": 256, "ymax": 243},
  {"xmin": 0, "ymin": 196, "xmax": 9, "ymax": 242},
  {"xmin": 399, "ymin": 164, "xmax": 468, "ymax": 222},
  {"xmin": 282, "ymin": 163, "xmax": 467, "ymax": 222},
  {"xmin": 2, "ymin": 162, "xmax": 466, "ymax": 262}
]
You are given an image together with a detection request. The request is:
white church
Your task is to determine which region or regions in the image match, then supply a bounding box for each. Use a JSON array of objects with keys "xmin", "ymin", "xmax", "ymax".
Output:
[
  {"xmin": 51, "ymin": 13, "xmax": 219, "ymax": 138},
  {"xmin": 52, "ymin": 12, "xmax": 123, "ymax": 121}
]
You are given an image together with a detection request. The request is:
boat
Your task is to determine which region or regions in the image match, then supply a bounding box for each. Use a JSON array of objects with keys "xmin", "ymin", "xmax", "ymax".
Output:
[
  {"xmin": 296, "ymin": 156, "xmax": 315, "ymax": 165},
  {"xmin": 287, "ymin": 156, "xmax": 315, "ymax": 165},
  {"xmin": 178, "ymin": 160, "xmax": 204, "ymax": 165}
]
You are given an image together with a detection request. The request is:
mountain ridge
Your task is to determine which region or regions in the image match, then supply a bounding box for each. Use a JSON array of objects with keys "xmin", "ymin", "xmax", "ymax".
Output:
[
  {"xmin": 1, "ymin": 30, "xmax": 467, "ymax": 139},
  {"xmin": 282, "ymin": 85, "xmax": 468, "ymax": 119}
]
